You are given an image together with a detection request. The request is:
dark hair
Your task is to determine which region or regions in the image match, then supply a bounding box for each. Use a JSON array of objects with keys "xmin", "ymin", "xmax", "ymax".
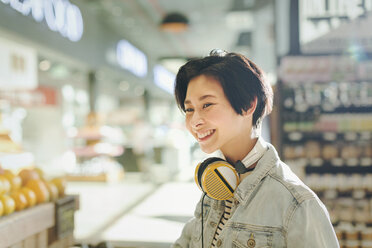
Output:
[{"xmin": 174, "ymin": 51, "xmax": 273, "ymax": 127}]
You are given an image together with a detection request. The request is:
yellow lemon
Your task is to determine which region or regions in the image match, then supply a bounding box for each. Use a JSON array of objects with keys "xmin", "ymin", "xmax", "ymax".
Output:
[
  {"xmin": 44, "ymin": 180, "xmax": 59, "ymax": 202},
  {"xmin": 0, "ymin": 194, "xmax": 16, "ymax": 215},
  {"xmin": 20, "ymin": 187, "xmax": 37, "ymax": 207},
  {"xmin": 51, "ymin": 177, "xmax": 67, "ymax": 197},
  {"xmin": 3, "ymin": 170, "xmax": 22, "ymax": 191},
  {"xmin": 0, "ymin": 176, "xmax": 11, "ymax": 194},
  {"xmin": 0, "ymin": 200, "xmax": 4, "ymax": 217},
  {"xmin": 10, "ymin": 191, "xmax": 28, "ymax": 211}
]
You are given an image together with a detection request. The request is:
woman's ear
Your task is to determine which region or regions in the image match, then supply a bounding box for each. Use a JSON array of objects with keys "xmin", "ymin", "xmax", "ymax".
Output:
[{"xmin": 242, "ymin": 97, "xmax": 257, "ymax": 116}]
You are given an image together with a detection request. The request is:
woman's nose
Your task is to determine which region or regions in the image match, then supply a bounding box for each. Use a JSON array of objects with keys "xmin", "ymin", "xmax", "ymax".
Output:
[{"xmin": 190, "ymin": 111, "xmax": 204, "ymax": 129}]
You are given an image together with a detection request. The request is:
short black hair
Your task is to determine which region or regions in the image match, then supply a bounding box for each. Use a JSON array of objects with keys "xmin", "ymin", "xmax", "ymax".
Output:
[{"xmin": 174, "ymin": 51, "xmax": 273, "ymax": 127}]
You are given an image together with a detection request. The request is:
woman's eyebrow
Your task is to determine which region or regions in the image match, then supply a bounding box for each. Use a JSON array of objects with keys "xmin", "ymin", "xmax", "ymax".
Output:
[{"xmin": 184, "ymin": 95, "xmax": 216, "ymax": 104}]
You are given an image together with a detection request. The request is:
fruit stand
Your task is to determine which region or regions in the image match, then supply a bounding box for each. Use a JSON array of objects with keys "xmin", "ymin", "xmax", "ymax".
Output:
[
  {"xmin": 0, "ymin": 163, "xmax": 79, "ymax": 248},
  {"xmin": 0, "ymin": 202, "xmax": 54, "ymax": 247},
  {"xmin": 0, "ymin": 194, "xmax": 78, "ymax": 248}
]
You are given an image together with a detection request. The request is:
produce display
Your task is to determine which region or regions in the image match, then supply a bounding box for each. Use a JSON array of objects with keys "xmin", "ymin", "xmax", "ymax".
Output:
[{"xmin": 0, "ymin": 166, "xmax": 66, "ymax": 217}]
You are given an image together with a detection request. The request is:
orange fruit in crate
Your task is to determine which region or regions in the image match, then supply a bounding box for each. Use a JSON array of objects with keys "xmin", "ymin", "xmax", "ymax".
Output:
[
  {"xmin": 18, "ymin": 169, "xmax": 40, "ymax": 186},
  {"xmin": 3, "ymin": 170, "xmax": 22, "ymax": 191},
  {"xmin": 0, "ymin": 179, "xmax": 4, "ymax": 195},
  {"xmin": 25, "ymin": 179, "xmax": 50, "ymax": 204},
  {"xmin": 0, "ymin": 175, "xmax": 11, "ymax": 194},
  {"xmin": 0, "ymin": 200, "xmax": 3, "ymax": 216},
  {"xmin": 10, "ymin": 191, "xmax": 28, "ymax": 211},
  {"xmin": 34, "ymin": 167, "xmax": 44, "ymax": 179},
  {"xmin": 0, "ymin": 194, "xmax": 15, "ymax": 215},
  {"xmin": 51, "ymin": 177, "xmax": 67, "ymax": 197},
  {"xmin": 20, "ymin": 187, "xmax": 36, "ymax": 207},
  {"xmin": 44, "ymin": 181, "xmax": 58, "ymax": 202}
]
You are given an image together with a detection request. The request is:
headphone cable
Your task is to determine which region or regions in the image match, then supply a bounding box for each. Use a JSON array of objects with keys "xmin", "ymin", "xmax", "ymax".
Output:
[{"xmin": 201, "ymin": 193, "xmax": 207, "ymax": 248}]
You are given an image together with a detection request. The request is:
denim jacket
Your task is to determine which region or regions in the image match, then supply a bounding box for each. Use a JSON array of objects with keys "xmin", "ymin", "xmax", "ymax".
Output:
[{"xmin": 172, "ymin": 143, "xmax": 339, "ymax": 248}]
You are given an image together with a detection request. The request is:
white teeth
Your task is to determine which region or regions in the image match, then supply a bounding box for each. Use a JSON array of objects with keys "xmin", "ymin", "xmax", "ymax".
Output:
[{"xmin": 197, "ymin": 130, "xmax": 214, "ymax": 139}]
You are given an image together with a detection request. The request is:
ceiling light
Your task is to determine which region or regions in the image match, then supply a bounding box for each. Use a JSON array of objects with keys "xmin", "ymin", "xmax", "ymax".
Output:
[
  {"xmin": 159, "ymin": 57, "xmax": 188, "ymax": 74},
  {"xmin": 39, "ymin": 60, "xmax": 51, "ymax": 71},
  {"xmin": 119, "ymin": 81, "xmax": 130, "ymax": 91},
  {"xmin": 160, "ymin": 12, "xmax": 189, "ymax": 32},
  {"xmin": 225, "ymin": 11, "xmax": 253, "ymax": 30},
  {"xmin": 49, "ymin": 64, "xmax": 70, "ymax": 79}
]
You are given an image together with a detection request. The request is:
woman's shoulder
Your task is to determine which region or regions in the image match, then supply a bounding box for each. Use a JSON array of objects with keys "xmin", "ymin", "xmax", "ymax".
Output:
[{"xmin": 267, "ymin": 161, "xmax": 317, "ymax": 204}]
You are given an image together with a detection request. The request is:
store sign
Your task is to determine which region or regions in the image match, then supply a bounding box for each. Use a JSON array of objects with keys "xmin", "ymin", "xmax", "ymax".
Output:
[
  {"xmin": 1, "ymin": 0, "xmax": 84, "ymax": 42},
  {"xmin": 300, "ymin": 0, "xmax": 372, "ymax": 45},
  {"xmin": 153, "ymin": 65, "xmax": 175, "ymax": 94},
  {"xmin": 116, "ymin": 40, "xmax": 147, "ymax": 78},
  {"xmin": 301, "ymin": 1, "xmax": 372, "ymax": 53},
  {"xmin": 0, "ymin": 37, "xmax": 38, "ymax": 90}
]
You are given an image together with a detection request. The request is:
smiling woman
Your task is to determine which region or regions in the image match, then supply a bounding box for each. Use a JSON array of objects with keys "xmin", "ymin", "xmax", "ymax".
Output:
[
  {"xmin": 175, "ymin": 51, "xmax": 273, "ymax": 163},
  {"xmin": 172, "ymin": 51, "xmax": 339, "ymax": 248},
  {"xmin": 184, "ymin": 75, "xmax": 253, "ymax": 157}
]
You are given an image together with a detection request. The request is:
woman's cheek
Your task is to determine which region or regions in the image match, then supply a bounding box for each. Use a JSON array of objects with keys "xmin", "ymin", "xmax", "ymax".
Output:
[{"xmin": 185, "ymin": 117, "xmax": 193, "ymax": 135}]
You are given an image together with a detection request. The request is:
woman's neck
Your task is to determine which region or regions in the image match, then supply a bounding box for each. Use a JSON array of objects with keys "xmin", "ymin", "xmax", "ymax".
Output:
[{"xmin": 222, "ymin": 132, "xmax": 258, "ymax": 164}]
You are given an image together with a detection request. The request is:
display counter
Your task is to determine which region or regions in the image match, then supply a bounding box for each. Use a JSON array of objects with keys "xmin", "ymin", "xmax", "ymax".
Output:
[{"xmin": 0, "ymin": 195, "xmax": 78, "ymax": 248}]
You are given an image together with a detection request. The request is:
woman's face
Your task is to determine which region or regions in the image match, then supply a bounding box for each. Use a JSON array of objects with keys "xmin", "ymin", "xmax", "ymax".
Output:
[{"xmin": 184, "ymin": 75, "xmax": 252, "ymax": 156}]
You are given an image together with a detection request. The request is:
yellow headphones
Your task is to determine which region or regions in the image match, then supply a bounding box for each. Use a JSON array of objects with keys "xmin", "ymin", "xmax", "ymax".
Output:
[
  {"xmin": 195, "ymin": 138, "xmax": 267, "ymax": 200},
  {"xmin": 195, "ymin": 157, "xmax": 242, "ymax": 201}
]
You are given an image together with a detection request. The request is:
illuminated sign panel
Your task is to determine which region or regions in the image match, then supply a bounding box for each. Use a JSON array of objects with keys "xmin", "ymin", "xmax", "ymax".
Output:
[
  {"xmin": 300, "ymin": 0, "xmax": 372, "ymax": 44},
  {"xmin": 116, "ymin": 40, "xmax": 147, "ymax": 78},
  {"xmin": 0, "ymin": 37, "xmax": 38, "ymax": 90},
  {"xmin": 1, "ymin": 0, "xmax": 84, "ymax": 42},
  {"xmin": 300, "ymin": 0, "xmax": 372, "ymax": 53},
  {"xmin": 153, "ymin": 65, "xmax": 175, "ymax": 94}
]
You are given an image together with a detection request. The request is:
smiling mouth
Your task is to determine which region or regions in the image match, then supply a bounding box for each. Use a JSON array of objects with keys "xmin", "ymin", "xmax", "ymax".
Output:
[{"xmin": 196, "ymin": 129, "xmax": 216, "ymax": 142}]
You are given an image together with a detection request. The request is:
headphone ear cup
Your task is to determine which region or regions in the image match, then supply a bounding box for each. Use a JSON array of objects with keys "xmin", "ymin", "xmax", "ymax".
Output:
[
  {"xmin": 201, "ymin": 161, "xmax": 239, "ymax": 200},
  {"xmin": 194, "ymin": 163, "xmax": 202, "ymax": 191},
  {"xmin": 196, "ymin": 157, "xmax": 225, "ymax": 191}
]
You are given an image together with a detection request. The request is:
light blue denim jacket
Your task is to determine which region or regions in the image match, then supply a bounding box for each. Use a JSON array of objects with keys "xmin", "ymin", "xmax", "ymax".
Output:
[{"xmin": 172, "ymin": 143, "xmax": 339, "ymax": 248}]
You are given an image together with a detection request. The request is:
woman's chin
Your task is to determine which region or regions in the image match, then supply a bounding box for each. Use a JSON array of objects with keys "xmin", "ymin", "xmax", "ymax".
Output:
[{"xmin": 199, "ymin": 145, "xmax": 218, "ymax": 154}]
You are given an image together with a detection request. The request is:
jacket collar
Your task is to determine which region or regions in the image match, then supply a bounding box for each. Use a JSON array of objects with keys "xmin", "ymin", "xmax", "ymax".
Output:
[{"xmin": 233, "ymin": 143, "xmax": 279, "ymax": 203}]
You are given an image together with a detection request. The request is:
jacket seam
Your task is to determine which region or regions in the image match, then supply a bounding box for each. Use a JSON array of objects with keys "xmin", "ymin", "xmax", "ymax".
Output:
[
  {"xmin": 267, "ymin": 172, "xmax": 315, "ymax": 204},
  {"xmin": 235, "ymin": 156, "xmax": 277, "ymax": 203},
  {"xmin": 283, "ymin": 199, "xmax": 300, "ymax": 246}
]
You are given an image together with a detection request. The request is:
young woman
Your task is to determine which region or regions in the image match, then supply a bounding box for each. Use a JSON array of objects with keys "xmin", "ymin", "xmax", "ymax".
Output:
[{"xmin": 172, "ymin": 51, "xmax": 339, "ymax": 248}]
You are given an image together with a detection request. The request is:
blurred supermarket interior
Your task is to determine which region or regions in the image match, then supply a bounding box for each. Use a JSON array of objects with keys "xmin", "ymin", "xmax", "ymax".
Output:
[{"xmin": 0, "ymin": 0, "xmax": 372, "ymax": 247}]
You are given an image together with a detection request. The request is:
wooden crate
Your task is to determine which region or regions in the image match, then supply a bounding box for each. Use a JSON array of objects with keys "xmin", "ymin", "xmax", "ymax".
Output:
[
  {"xmin": 0, "ymin": 203, "xmax": 55, "ymax": 248},
  {"xmin": 0, "ymin": 195, "xmax": 79, "ymax": 248},
  {"xmin": 48, "ymin": 195, "xmax": 79, "ymax": 248}
]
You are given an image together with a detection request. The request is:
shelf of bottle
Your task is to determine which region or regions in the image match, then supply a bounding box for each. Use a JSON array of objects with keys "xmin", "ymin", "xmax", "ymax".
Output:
[
  {"xmin": 281, "ymin": 131, "xmax": 372, "ymax": 144},
  {"xmin": 286, "ymin": 156, "xmax": 371, "ymax": 166},
  {"xmin": 305, "ymin": 165, "xmax": 372, "ymax": 175},
  {"xmin": 285, "ymin": 158, "xmax": 372, "ymax": 174},
  {"xmin": 282, "ymin": 105, "xmax": 372, "ymax": 114},
  {"xmin": 282, "ymin": 118, "xmax": 372, "ymax": 135}
]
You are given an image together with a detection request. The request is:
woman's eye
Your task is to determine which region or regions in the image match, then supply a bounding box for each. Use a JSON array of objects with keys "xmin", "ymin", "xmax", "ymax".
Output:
[
  {"xmin": 185, "ymin": 108, "xmax": 194, "ymax": 113},
  {"xmin": 203, "ymin": 103, "xmax": 213, "ymax": 108}
]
